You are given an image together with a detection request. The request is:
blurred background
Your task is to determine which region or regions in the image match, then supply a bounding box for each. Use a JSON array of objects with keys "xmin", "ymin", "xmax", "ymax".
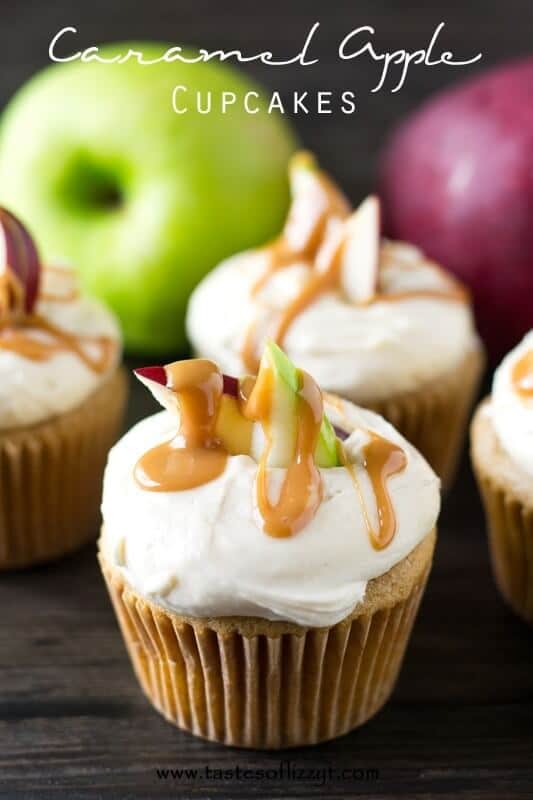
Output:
[{"xmin": 3, "ymin": 0, "xmax": 531, "ymax": 197}]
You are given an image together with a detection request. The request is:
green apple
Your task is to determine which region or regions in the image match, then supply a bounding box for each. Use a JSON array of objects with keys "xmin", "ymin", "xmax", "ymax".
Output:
[{"xmin": 0, "ymin": 43, "xmax": 296, "ymax": 353}]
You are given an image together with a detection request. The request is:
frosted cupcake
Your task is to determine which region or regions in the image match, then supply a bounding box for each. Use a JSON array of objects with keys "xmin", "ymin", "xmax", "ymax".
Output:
[
  {"xmin": 99, "ymin": 341, "xmax": 440, "ymax": 748},
  {"xmin": 0, "ymin": 208, "xmax": 126, "ymax": 569},
  {"xmin": 471, "ymin": 332, "xmax": 533, "ymax": 624},
  {"xmin": 187, "ymin": 152, "xmax": 484, "ymax": 486}
]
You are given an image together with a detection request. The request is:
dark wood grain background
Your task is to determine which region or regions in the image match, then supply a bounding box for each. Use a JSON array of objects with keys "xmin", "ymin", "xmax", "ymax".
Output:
[{"xmin": 1, "ymin": 2, "xmax": 533, "ymax": 799}]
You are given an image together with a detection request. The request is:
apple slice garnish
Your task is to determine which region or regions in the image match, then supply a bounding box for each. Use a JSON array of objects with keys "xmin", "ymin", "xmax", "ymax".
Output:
[
  {"xmin": 134, "ymin": 365, "xmax": 179, "ymax": 415},
  {"xmin": 135, "ymin": 360, "xmax": 349, "ymax": 459},
  {"xmin": 0, "ymin": 208, "xmax": 41, "ymax": 315},
  {"xmin": 340, "ymin": 195, "xmax": 381, "ymax": 304},
  {"xmin": 284, "ymin": 151, "xmax": 350, "ymax": 255},
  {"xmin": 222, "ymin": 374, "xmax": 239, "ymax": 398},
  {"xmin": 333, "ymin": 424, "xmax": 349, "ymax": 442}
]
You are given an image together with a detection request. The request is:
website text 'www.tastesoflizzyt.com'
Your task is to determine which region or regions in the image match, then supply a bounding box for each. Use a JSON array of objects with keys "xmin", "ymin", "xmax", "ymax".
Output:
[{"xmin": 155, "ymin": 761, "xmax": 380, "ymax": 787}]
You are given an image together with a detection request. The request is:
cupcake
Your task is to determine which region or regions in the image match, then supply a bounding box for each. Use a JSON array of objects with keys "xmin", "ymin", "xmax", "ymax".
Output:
[
  {"xmin": 0, "ymin": 208, "xmax": 126, "ymax": 569},
  {"xmin": 99, "ymin": 341, "xmax": 440, "ymax": 748},
  {"xmin": 186, "ymin": 152, "xmax": 484, "ymax": 487},
  {"xmin": 471, "ymin": 331, "xmax": 533, "ymax": 624}
]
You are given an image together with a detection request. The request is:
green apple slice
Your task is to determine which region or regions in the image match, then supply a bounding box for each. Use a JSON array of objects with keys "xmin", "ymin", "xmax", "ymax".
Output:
[
  {"xmin": 249, "ymin": 341, "xmax": 340, "ymax": 467},
  {"xmin": 315, "ymin": 412, "xmax": 340, "ymax": 468}
]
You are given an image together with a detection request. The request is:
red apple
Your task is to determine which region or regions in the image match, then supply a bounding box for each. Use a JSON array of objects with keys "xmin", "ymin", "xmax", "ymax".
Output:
[
  {"xmin": 378, "ymin": 57, "xmax": 533, "ymax": 360},
  {"xmin": 0, "ymin": 208, "xmax": 40, "ymax": 313}
]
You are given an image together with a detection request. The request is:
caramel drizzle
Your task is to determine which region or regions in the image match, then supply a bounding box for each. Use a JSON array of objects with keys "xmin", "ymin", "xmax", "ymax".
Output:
[
  {"xmin": 0, "ymin": 265, "xmax": 114, "ymax": 374},
  {"xmin": 340, "ymin": 432, "xmax": 407, "ymax": 550},
  {"xmin": 251, "ymin": 173, "xmax": 351, "ymax": 297},
  {"xmin": 0, "ymin": 268, "xmax": 25, "ymax": 320},
  {"xmin": 242, "ymin": 172, "xmax": 468, "ymax": 373},
  {"xmin": 242, "ymin": 170, "xmax": 350, "ymax": 373},
  {"xmin": 133, "ymin": 357, "xmax": 408, "ymax": 547},
  {"xmin": 40, "ymin": 266, "xmax": 80, "ymax": 303},
  {"xmin": 512, "ymin": 350, "xmax": 533, "ymax": 400},
  {"xmin": 134, "ymin": 360, "xmax": 228, "ymax": 492},
  {"xmin": 361, "ymin": 432, "xmax": 408, "ymax": 550},
  {"xmin": 0, "ymin": 314, "xmax": 115, "ymax": 374},
  {"xmin": 243, "ymin": 364, "xmax": 323, "ymax": 538}
]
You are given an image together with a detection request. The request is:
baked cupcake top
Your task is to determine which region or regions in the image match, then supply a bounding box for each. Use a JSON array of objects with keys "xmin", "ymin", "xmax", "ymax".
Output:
[
  {"xmin": 0, "ymin": 209, "xmax": 121, "ymax": 429},
  {"xmin": 490, "ymin": 331, "xmax": 533, "ymax": 476},
  {"xmin": 186, "ymin": 152, "xmax": 481, "ymax": 404},
  {"xmin": 101, "ymin": 342, "xmax": 440, "ymax": 627}
]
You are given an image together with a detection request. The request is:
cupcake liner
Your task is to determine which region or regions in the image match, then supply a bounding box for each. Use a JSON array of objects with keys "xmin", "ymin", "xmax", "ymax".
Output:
[
  {"xmin": 366, "ymin": 346, "xmax": 484, "ymax": 489},
  {"xmin": 99, "ymin": 529, "xmax": 435, "ymax": 749},
  {"xmin": 0, "ymin": 368, "xmax": 127, "ymax": 570},
  {"xmin": 471, "ymin": 403, "xmax": 533, "ymax": 624}
]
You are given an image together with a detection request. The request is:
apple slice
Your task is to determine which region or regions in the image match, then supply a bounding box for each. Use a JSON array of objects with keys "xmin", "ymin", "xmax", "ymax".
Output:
[
  {"xmin": 215, "ymin": 394, "xmax": 254, "ymax": 456},
  {"xmin": 340, "ymin": 195, "xmax": 381, "ymax": 304},
  {"xmin": 284, "ymin": 151, "xmax": 350, "ymax": 255},
  {"xmin": 134, "ymin": 365, "xmax": 179, "ymax": 415},
  {"xmin": 135, "ymin": 363, "xmax": 255, "ymax": 453},
  {"xmin": 136, "ymin": 354, "xmax": 343, "ymax": 466},
  {"xmin": 315, "ymin": 413, "xmax": 341, "ymax": 467},
  {"xmin": 244, "ymin": 341, "xmax": 298, "ymax": 467},
  {"xmin": 333, "ymin": 424, "xmax": 349, "ymax": 442},
  {"xmin": 0, "ymin": 207, "xmax": 41, "ymax": 314},
  {"xmin": 246, "ymin": 342, "xmax": 341, "ymax": 467}
]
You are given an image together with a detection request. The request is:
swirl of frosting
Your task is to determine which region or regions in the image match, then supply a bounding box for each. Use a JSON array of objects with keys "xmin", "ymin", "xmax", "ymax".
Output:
[{"xmin": 0, "ymin": 265, "xmax": 121, "ymax": 429}]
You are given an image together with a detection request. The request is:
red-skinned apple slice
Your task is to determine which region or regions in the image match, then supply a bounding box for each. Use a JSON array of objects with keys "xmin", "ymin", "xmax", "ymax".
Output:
[
  {"xmin": 134, "ymin": 365, "xmax": 180, "ymax": 415},
  {"xmin": 135, "ymin": 363, "xmax": 349, "ymax": 453},
  {"xmin": 136, "ymin": 365, "xmax": 240, "ymax": 399},
  {"xmin": 0, "ymin": 208, "xmax": 41, "ymax": 314},
  {"xmin": 135, "ymin": 364, "xmax": 254, "ymax": 450},
  {"xmin": 341, "ymin": 195, "xmax": 381, "ymax": 304},
  {"xmin": 222, "ymin": 374, "xmax": 239, "ymax": 397}
]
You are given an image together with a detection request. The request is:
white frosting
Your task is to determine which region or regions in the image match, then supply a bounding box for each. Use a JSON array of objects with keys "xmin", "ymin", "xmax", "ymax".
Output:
[
  {"xmin": 100, "ymin": 397, "xmax": 440, "ymax": 627},
  {"xmin": 186, "ymin": 241, "xmax": 481, "ymax": 403},
  {"xmin": 0, "ymin": 267, "xmax": 121, "ymax": 429},
  {"xmin": 490, "ymin": 331, "xmax": 533, "ymax": 476}
]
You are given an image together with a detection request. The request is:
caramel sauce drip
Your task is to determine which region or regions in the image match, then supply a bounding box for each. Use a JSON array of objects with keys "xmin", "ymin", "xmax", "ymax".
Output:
[
  {"xmin": 512, "ymin": 350, "xmax": 533, "ymax": 400},
  {"xmin": 0, "ymin": 266, "xmax": 114, "ymax": 373},
  {"xmin": 244, "ymin": 365, "xmax": 323, "ymax": 538},
  {"xmin": 0, "ymin": 313, "xmax": 115, "ymax": 373},
  {"xmin": 378, "ymin": 284, "xmax": 468, "ymax": 305},
  {"xmin": 242, "ymin": 170, "xmax": 350, "ymax": 373},
  {"xmin": 241, "ymin": 169, "xmax": 469, "ymax": 372},
  {"xmin": 251, "ymin": 175, "xmax": 350, "ymax": 298},
  {"xmin": 133, "ymin": 356, "xmax": 406, "ymax": 548},
  {"xmin": 340, "ymin": 430, "xmax": 407, "ymax": 551},
  {"xmin": 362, "ymin": 432, "xmax": 408, "ymax": 549},
  {"xmin": 0, "ymin": 268, "xmax": 25, "ymax": 319},
  {"xmin": 134, "ymin": 360, "xmax": 228, "ymax": 492}
]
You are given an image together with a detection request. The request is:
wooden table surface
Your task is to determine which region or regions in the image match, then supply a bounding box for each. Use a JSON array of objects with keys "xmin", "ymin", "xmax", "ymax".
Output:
[{"xmin": 1, "ymin": 2, "xmax": 533, "ymax": 798}]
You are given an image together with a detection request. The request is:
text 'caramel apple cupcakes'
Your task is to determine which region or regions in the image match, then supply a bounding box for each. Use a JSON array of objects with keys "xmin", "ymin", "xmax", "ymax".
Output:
[
  {"xmin": 0, "ymin": 208, "xmax": 127, "ymax": 569},
  {"xmin": 471, "ymin": 332, "xmax": 533, "ymax": 624},
  {"xmin": 99, "ymin": 341, "xmax": 440, "ymax": 748},
  {"xmin": 186, "ymin": 151, "xmax": 484, "ymax": 488}
]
